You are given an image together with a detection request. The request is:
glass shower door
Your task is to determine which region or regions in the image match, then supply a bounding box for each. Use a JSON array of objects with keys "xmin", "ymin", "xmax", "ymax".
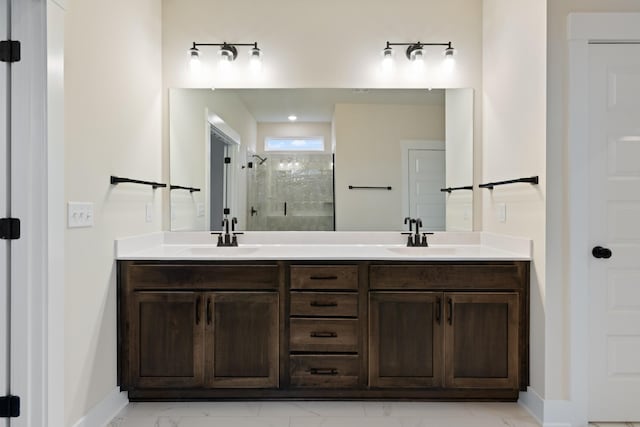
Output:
[{"xmin": 247, "ymin": 153, "xmax": 334, "ymax": 231}]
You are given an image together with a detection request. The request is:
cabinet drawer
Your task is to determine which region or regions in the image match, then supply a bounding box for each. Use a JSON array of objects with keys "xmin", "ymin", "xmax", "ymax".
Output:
[
  {"xmin": 290, "ymin": 319, "xmax": 358, "ymax": 352},
  {"xmin": 290, "ymin": 355, "xmax": 359, "ymax": 388},
  {"xmin": 290, "ymin": 266, "xmax": 358, "ymax": 290},
  {"xmin": 369, "ymin": 263, "xmax": 525, "ymax": 290},
  {"xmin": 290, "ymin": 292, "xmax": 358, "ymax": 317},
  {"xmin": 126, "ymin": 264, "xmax": 279, "ymax": 290}
]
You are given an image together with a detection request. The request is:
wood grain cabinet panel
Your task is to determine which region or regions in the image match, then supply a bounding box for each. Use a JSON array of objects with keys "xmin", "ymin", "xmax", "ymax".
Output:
[
  {"xmin": 444, "ymin": 293, "xmax": 519, "ymax": 389},
  {"xmin": 369, "ymin": 264, "xmax": 524, "ymax": 290},
  {"xmin": 369, "ymin": 292, "xmax": 444, "ymax": 388},
  {"xmin": 290, "ymin": 355, "xmax": 359, "ymax": 388},
  {"xmin": 130, "ymin": 292, "xmax": 204, "ymax": 388},
  {"xmin": 290, "ymin": 265, "xmax": 358, "ymax": 290},
  {"xmin": 127, "ymin": 264, "xmax": 279, "ymax": 290},
  {"xmin": 205, "ymin": 292, "xmax": 279, "ymax": 388},
  {"xmin": 290, "ymin": 319, "xmax": 358, "ymax": 353},
  {"xmin": 290, "ymin": 292, "xmax": 358, "ymax": 317}
]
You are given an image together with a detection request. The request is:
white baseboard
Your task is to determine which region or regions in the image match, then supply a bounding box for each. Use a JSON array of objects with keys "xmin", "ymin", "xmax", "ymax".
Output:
[
  {"xmin": 519, "ymin": 387, "xmax": 574, "ymax": 427},
  {"xmin": 71, "ymin": 387, "xmax": 128, "ymax": 427}
]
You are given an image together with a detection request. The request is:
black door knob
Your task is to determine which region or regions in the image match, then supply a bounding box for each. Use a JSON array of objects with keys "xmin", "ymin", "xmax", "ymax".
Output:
[{"xmin": 592, "ymin": 246, "xmax": 612, "ymax": 259}]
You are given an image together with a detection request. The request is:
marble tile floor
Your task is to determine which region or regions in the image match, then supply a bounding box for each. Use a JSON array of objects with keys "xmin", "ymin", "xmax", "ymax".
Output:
[{"xmin": 107, "ymin": 401, "xmax": 545, "ymax": 427}]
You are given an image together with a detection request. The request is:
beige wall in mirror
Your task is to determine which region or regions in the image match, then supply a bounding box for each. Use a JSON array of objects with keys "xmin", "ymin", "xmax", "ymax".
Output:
[{"xmin": 169, "ymin": 88, "xmax": 473, "ymax": 232}]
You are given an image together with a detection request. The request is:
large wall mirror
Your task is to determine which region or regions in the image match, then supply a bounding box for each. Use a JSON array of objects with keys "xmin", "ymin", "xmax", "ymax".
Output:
[{"xmin": 169, "ymin": 88, "xmax": 473, "ymax": 232}]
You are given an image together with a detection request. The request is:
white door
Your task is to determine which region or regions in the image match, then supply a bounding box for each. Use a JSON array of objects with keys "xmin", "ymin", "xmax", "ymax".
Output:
[
  {"xmin": 408, "ymin": 148, "xmax": 445, "ymax": 231},
  {"xmin": 588, "ymin": 43, "xmax": 640, "ymax": 422},
  {"xmin": 1, "ymin": 0, "xmax": 10, "ymax": 425}
]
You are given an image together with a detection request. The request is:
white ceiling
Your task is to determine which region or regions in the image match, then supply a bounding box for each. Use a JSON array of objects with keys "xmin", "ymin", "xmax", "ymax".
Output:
[{"xmin": 223, "ymin": 88, "xmax": 445, "ymax": 122}]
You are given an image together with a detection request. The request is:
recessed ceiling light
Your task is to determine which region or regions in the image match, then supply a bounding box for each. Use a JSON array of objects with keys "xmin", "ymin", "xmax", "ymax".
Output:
[{"xmin": 288, "ymin": 115, "xmax": 297, "ymax": 121}]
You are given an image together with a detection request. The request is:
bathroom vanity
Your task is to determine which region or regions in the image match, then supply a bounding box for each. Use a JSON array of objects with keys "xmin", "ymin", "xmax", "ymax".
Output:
[{"xmin": 116, "ymin": 232, "xmax": 530, "ymax": 401}]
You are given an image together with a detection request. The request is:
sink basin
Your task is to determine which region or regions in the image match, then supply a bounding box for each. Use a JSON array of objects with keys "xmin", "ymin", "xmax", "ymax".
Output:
[
  {"xmin": 179, "ymin": 246, "xmax": 260, "ymax": 256},
  {"xmin": 385, "ymin": 246, "xmax": 458, "ymax": 256}
]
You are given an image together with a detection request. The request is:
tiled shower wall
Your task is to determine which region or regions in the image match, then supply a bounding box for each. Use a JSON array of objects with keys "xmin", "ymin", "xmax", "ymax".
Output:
[{"xmin": 247, "ymin": 153, "xmax": 334, "ymax": 231}]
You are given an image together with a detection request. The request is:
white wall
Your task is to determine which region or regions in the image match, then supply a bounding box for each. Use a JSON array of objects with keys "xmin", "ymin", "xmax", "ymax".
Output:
[
  {"xmin": 169, "ymin": 89, "xmax": 256, "ymax": 231},
  {"xmin": 257, "ymin": 122, "xmax": 332, "ymax": 154},
  {"xmin": 445, "ymin": 89, "xmax": 474, "ymax": 231},
  {"xmin": 64, "ymin": 1, "xmax": 162, "ymax": 426},
  {"xmin": 334, "ymin": 103, "xmax": 445, "ymax": 230},
  {"xmin": 483, "ymin": 0, "xmax": 547, "ymax": 399}
]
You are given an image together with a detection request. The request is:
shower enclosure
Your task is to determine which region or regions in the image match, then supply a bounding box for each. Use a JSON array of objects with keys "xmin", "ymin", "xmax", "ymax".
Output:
[{"xmin": 247, "ymin": 153, "xmax": 334, "ymax": 231}]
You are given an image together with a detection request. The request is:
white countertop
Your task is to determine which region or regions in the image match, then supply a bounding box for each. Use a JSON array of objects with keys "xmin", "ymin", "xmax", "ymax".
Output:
[{"xmin": 115, "ymin": 231, "xmax": 531, "ymax": 261}]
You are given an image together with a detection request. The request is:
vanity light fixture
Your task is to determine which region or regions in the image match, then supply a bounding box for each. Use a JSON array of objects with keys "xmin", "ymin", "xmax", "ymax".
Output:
[
  {"xmin": 188, "ymin": 41, "xmax": 263, "ymax": 71},
  {"xmin": 288, "ymin": 115, "xmax": 297, "ymax": 122},
  {"xmin": 381, "ymin": 41, "xmax": 455, "ymax": 65}
]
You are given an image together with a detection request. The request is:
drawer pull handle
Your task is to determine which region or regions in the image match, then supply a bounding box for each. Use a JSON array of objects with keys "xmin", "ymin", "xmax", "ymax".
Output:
[
  {"xmin": 310, "ymin": 331, "xmax": 338, "ymax": 338},
  {"xmin": 309, "ymin": 368, "xmax": 338, "ymax": 376},
  {"xmin": 309, "ymin": 275, "xmax": 338, "ymax": 280},
  {"xmin": 310, "ymin": 301, "xmax": 338, "ymax": 307}
]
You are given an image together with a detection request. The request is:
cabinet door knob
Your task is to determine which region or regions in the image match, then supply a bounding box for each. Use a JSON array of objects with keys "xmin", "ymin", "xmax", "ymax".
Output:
[{"xmin": 592, "ymin": 246, "xmax": 612, "ymax": 259}]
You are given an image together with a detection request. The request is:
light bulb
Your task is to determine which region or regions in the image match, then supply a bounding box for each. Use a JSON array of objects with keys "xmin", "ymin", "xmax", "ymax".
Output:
[
  {"xmin": 288, "ymin": 115, "xmax": 297, "ymax": 122},
  {"xmin": 382, "ymin": 46, "xmax": 394, "ymax": 71},
  {"xmin": 249, "ymin": 46, "xmax": 262, "ymax": 71},
  {"xmin": 189, "ymin": 47, "xmax": 200, "ymax": 73},
  {"xmin": 443, "ymin": 46, "xmax": 455, "ymax": 72}
]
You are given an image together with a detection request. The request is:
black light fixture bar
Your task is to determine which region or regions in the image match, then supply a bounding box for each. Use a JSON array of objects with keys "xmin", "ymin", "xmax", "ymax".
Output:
[
  {"xmin": 170, "ymin": 185, "xmax": 201, "ymax": 193},
  {"xmin": 192, "ymin": 41, "xmax": 258, "ymax": 49},
  {"xmin": 110, "ymin": 176, "xmax": 167, "ymax": 189},
  {"xmin": 349, "ymin": 185, "xmax": 392, "ymax": 190},
  {"xmin": 440, "ymin": 185, "xmax": 473, "ymax": 193},
  {"xmin": 190, "ymin": 41, "xmax": 260, "ymax": 62},
  {"xmin": 384, "ymin": 40, "xmax": 454, "ymax": 60},
  {"xmin": 479, "ymin": 176, "xmax": 539, "ymax": 190},
  {"xmin": 385, "ymin": 41, "xmax": 453, "ymax": 48}
]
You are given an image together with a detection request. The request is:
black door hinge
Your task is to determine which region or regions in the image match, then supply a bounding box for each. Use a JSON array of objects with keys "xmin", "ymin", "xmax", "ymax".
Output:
[
  {"xmin": 0, "ymin": 395, "xmax": 20, "ymax": 418},
  {"xmin": 0, "ymin": 40, "xmax": 21, "ymax": 63},
  {"xmin": 0, "ymin": 218, "xmax": 21, "ymax": 240}
]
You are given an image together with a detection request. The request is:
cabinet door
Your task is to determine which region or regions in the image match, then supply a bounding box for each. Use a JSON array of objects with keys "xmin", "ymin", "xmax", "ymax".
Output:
[
  {"xmin": 205, "ymin": 292, "xmax": 279, "ymax": 388},
  {"xmin": 369, "ymin": 292, "xmax": 443, "ymax": 388},
  {"xmin": 130, "ymin": 292, "xmax": 204, "ymax": 388},
  {"xmin": 444, "ymin": 292, "xmax": 519, "ymax": 389}
]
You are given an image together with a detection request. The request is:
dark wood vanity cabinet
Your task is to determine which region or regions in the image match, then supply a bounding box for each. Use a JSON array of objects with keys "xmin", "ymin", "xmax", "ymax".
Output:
[
  {"xmin": 130, "ymin": 291, "xmax": 204, "ymax": 389},
  {"xmin": 119, "ymin": 262, "xmax": 280, "ymax": 394},
  {"xmin": 368, "ymin": 291, "xmax": 520, "ymax": 391},
  {"xmin": 369, "ymin": 292, "xmax": 444, "ymax": 388},
  {"xmin": 118, "ymin": 259, "xmax": 529, "ymax": 400}
]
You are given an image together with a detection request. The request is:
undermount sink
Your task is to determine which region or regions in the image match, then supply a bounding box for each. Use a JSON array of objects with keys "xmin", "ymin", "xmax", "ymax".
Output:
[
  {"xmin": 179, "ymin": 246, "xmax": 260, "ymax": 256},
  {"xmin": 385, "ymin": 246, "xmax": 458, "ymax": 256}
]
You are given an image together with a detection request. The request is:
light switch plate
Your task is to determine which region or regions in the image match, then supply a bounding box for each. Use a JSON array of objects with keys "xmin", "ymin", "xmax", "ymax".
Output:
[
  {"xmin": 145, "ymin": 203, "xmax": 153, "ymax": 223},
  {"xmin": 68, "ymin": 202, "xmax": 94, "ymax": 228},
  {"xmin": 197, "ymin": 203, "xmax": 205, "ymax": 217},
  {"xmin": 496, "ymin": 203, "xmax": 507, "ymax": 223}
]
